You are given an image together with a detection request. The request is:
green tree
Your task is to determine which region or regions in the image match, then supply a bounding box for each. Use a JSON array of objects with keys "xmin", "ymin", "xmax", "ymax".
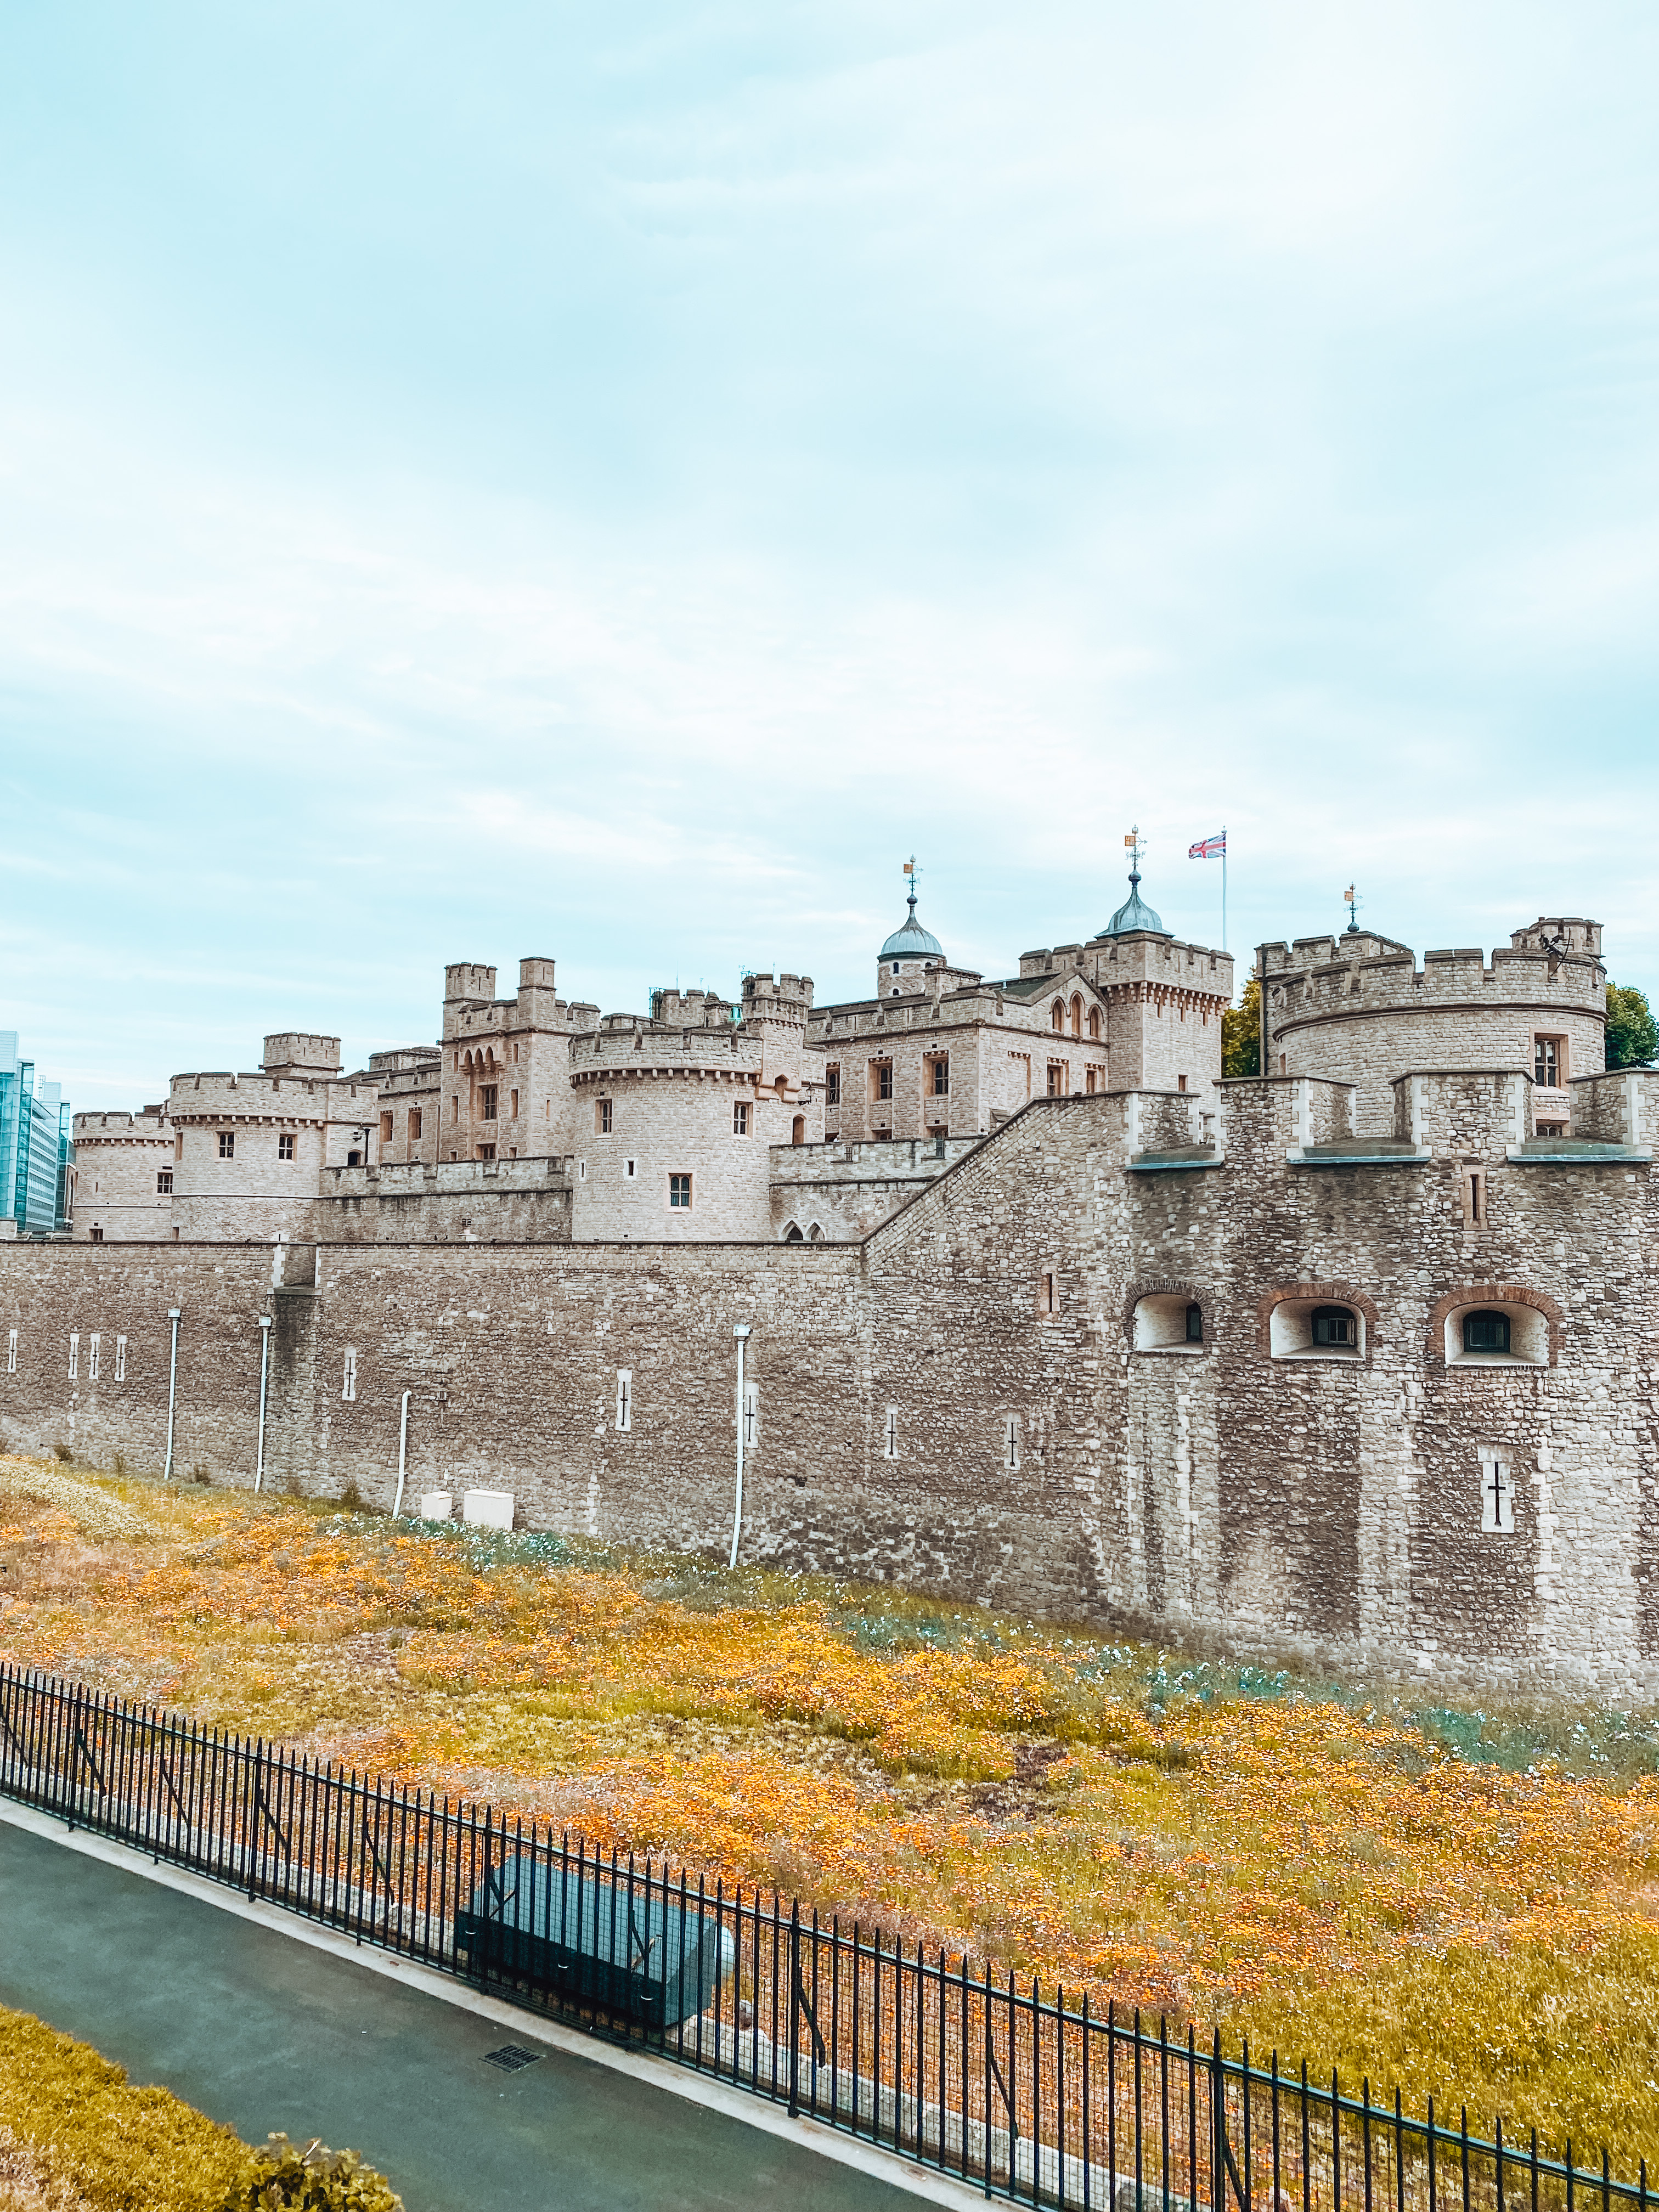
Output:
[
  {"xmin": 1222, "ymin": 974, "xmax": 1261, "ymax": 1077},
  {"xmin": 1605, "ymin": 981, "xmax": 1658, "ymax": 1068}
]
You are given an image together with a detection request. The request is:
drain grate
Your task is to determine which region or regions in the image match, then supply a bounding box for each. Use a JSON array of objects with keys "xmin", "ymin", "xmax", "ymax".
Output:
[{"xmin": 483, "ymin": 2045, "xmax": 544, "ymax": 2073}]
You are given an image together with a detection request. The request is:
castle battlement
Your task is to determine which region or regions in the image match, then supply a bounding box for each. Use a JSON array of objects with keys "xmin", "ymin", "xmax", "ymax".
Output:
[
  {"xmin": 569, "ymin": 1027, "xmax": 763, "ymax": 1081},
  {"xmin": 262, "ymin": 1032, "xmax": 342, "ymax": 1077},
  {"xmin": 1263, "ymin": 917, "xmax": 1608, "ymax": 1137}
]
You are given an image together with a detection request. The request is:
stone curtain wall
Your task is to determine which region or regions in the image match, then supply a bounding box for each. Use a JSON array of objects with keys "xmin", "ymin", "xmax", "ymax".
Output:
[{"xmin": 3, "ymin": 1076, "xmax": 1657, "ymax": 1691}]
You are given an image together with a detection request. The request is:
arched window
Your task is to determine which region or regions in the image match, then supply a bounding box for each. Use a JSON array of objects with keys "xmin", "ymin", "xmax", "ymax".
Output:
[
  {"xmin": 1051, "ymin": 1001, "xmax": 1065, "ymax": 1031},
  {"xmin": 1088, "ymin": 1007, "xmax": 1102, "ymax": 1039},
  {"xmin": 791, "ymin": 1115, "xmax": 805, "ymax": 1146},
  {"xmin": 783, "ymin": 1223, "xmax": 804, "ymax": 1243},
  {"xmin": 1463, "ymin": 1310, "xmax": 1511, "ymax": 1355},
  {"xmin": 1185, "ymin": 1303, "xmax": 1203, "ymax": 1342},
  {"xmin": 1311, "ymin": 1305, "xmax": 1357, "ymax": 1348},
  {"xmin": 1070, "ymin": 995, "xmax": 1083, "ymax": 1037}
]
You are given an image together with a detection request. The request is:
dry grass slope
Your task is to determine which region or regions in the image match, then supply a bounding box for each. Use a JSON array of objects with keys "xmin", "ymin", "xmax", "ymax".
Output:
[
  {"xmin": 2, "ymin": 1456, "xmax": 1656, "ymax": 2170},
  {"xmin": 0, "ymin": 2008, "xmax": 399, "ymax": 2212}
]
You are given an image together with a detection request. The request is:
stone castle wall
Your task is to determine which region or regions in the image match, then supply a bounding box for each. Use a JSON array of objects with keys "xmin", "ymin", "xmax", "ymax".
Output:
[
  {"xmin": 11, "ymin": 1070, "xmax": 1654, "ymax": 1690},
  {"xmin": 73, "ymin": 1111, "xmax": 174, "ymax": 1241}
]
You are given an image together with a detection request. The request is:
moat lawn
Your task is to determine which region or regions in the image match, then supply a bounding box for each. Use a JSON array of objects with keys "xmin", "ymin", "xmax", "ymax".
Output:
[{"xmin": 2, "ymin": 1455, "xmax": 1655, "ymax": 2170}]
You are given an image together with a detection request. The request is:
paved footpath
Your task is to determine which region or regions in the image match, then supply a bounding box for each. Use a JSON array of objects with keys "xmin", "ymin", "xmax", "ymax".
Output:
[{"xmin": 0, "ymin": 1819, "xmax": 926, "ymax": 2212}]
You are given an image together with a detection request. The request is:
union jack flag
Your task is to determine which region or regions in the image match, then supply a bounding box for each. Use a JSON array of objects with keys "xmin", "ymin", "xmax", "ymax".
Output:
[{"xmin": 1188, "ymin": 831, "xmax": 1226, "ymax": 859}]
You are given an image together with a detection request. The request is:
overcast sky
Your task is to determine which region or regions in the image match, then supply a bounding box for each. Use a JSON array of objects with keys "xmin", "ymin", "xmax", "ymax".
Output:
[{"xmin": 4, "ymin": 3, "xmax": 1656, "ymax": 1106}]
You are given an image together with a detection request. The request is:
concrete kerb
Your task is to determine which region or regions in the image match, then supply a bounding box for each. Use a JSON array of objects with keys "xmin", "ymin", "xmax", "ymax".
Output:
[{"xmin": 0, "ymin": 1797, "xmax": 992, "ymax": 2212}]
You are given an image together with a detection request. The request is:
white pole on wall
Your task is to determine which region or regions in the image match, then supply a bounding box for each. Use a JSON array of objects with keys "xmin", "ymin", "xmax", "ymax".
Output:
[
  {"xmin": 393, "ymin": 1389, "xmax": 411, "ymax": 1516},
  {"xmin": 163, "ymin": 1308, "xmax": 182, "ymax": 1481},
  {"xmin": 728, "ymin": 1323, "xmax": 751, "ymax": 1572},
  {"xmin": 254, "ymin": 1315, "xmax": 273, "ymax": 1493}
]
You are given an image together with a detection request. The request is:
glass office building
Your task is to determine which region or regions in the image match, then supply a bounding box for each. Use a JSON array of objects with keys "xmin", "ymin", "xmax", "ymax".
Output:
[{"xmin": 0, "ymin": 1033, "xmax": 74, "ymax": 1236}]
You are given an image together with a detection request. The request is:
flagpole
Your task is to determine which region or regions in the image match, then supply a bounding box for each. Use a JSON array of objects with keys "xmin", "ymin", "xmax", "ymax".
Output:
[{"xmin": 1222, "ymin": 827, "xmax": 1227, "ymax": 953}]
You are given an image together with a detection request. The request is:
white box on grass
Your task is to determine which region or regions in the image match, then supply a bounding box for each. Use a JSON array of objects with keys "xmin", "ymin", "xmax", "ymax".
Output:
[
  {"xmin": 418, "ymin": 1490, "xmax": 453, "ymax": 1521},
  {"xmin": 461, "ymin": 1489, "xmax": 514, "ymax": 1530}
]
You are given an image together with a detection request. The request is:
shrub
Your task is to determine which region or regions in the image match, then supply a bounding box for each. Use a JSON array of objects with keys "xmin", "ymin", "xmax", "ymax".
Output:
[
  {"xmin": 52, "ymin": 1441, "xmax": 72, "ymax": 1464},
  {"xmin": 221, "ymin": 2135, "xmax": 402, "ymax": 2212}
]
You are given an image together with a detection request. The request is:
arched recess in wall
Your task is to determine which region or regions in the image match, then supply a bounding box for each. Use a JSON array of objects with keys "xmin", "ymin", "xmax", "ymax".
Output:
[
  {"xmin": 1123, "ymin": 1278, "xmax": 1211, "ymax": 1352},
  {"xmin": 808, "ymin": 1222, "xmax": 825, "ymax": 1243},
  {"xmin": 1256, "ymin": 1282, "xmax": 1381, "ymax": 1365},
  {"xmin": 1051, "ymin": 1000, "xmax": 1065, "ymax": 1031},
  {"xmin": 781, "ymin": 1221, "xmax": 804, "ymax": 1243},
  {"xmin": 1425, "ymin": 1284, "xmax": 1564, "ymax": 1369},
  {"xmin": 1070, "ymin": 994, "xmax": 1084, "ymax": 1037}
]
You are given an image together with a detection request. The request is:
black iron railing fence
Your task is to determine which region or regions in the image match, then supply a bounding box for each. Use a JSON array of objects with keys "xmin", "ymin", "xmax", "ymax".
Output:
[{"xmin": 0, "ymin": 1663, "xmax": 1648, "ymax": 2212}]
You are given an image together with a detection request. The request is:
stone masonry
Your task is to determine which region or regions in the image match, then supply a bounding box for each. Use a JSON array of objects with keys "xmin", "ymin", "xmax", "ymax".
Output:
[{"xmin": 21, "ymin": 888, "xmax": 1654, "ymax": 1693}]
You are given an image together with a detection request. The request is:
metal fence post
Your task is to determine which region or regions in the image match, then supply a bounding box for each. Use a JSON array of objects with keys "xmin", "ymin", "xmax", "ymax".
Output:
[{"xmin": 788, "ymin": 1899, "xmax": 802, "ymax": 2117}]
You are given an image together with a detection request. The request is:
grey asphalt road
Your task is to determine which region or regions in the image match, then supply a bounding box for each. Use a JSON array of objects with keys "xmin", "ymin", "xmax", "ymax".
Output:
[{"xmin": 0, "ymin": 1821, "xmax": 917, "ymax": 2212}]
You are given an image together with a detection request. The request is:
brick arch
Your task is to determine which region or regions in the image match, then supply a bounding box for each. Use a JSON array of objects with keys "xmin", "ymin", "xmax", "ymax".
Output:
[
  {"xmin": 1425, "ymin": 1283, "xmax": 1564, "ymax": 1368},
  {"xmin": 1255, "ymin": 1281, "xmax": 1381, "ymax": 1361},
  {"xmin": 1122, "ymin": 1277, "xmax": 1209, "ymax": 1346}
]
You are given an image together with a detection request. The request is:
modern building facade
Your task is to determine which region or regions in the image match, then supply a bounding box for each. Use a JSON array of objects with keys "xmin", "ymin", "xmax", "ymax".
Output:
[{"xmin": 0, "ymin": 1035, "xmax": 72, "ymax": 1238}]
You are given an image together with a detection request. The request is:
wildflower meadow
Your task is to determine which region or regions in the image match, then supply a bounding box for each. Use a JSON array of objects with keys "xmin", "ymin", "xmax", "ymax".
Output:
[{"xmin": 1, "ymin": 1455, "xmax": 1654, "ymax": 2169}]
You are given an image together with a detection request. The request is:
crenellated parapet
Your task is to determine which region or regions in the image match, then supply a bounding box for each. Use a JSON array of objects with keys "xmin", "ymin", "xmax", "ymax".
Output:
[{"xmin": 1262, "ymin": 918, "xmax": 1606, "ymax": 1135}]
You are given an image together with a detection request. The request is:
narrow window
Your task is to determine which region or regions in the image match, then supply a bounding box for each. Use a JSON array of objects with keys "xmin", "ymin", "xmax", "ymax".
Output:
[
  {"xmin": 1178, "ymin": 1074, "xmax": 1188, "ymax": 1092},
  {"xmin": 931, "ymin": 1057, "xmax": 949, "ymax": 1097},
  {"xmin": 451, "ymin": 1097, "xmax": 459, "ymax": 1123},
  {"xmin": 598, "ymin": 1098, "xmax": 613, "ymax": 1134},
  {"xmin": 380, "ymin": 1112, "xmax": 393, "ymax": 1142},
  {"xmin": 578, "ymin": 1159, "xmax": 587, "ymax": 1180},
  {"xmin": 1463, "ymin": 1170, "xmax": 1486, "ymax": 1228},
  {"xmin": 5, "ymin": 1328, "xmax": 14, "ymax": 1374},
  {"xmin": 510, "ymin": 1089, "xmax": 519, "ymax": 1118},
  {"xmin": 1003, "ymin": 1416, "xmax": 1019, "ymax": 1470},
  {"xmin": 826, "ymin": 1065, "xmax": 840, "ymax": 1107},
  {"xmin": 114, "ymin": 1334, "xmax": 126, "ymax": 1381},
  {"xmin": 792, "ymin": 1115, "xmax": 805, "ymax": 1145},
  {"xmin": 476, "ymin": 1143, "xmax": 495, "ymax": 1161},
  {"xmin": 892, "ymin": 961, "xmax": 900, "ymax": 977},
  {"xmin": 616, "ymin": 1368, "xmax": 632, "ymax": 1432},
  {"xmin": 88, "ymin": 1334, "xmax": 100, "ymax": 1380},
  {"xmin": 91, "ymin": 1226, "xmax": 104, "ymax": 1243},
  {"xmin": 742, "ymin": 1383, "xmax": 759, "ymax": 1449},
  {"xmin": 1051, "ymin": 1002, "xmax": 1065, "ymax": 1032},
  {"xmin": 1463, "ymin": 1310, "xmax": 1511, "ymax": 1354},
  {"xmin": 1311, "ymin": 1305, "xmax": 1356, "ymax": 1347},
  {"xmin": 1185, "ymin": 1304, "xmax": 1203, "ymax": 1342},
  {"xmin": 409, "ymin": 1108, "xmax": 422, "ymax": 1141},
  {"xmin": 1480, "ymin": 1449, "xmax": 1514, "ymax": 1533},
  {"xmin": 1047, "ymin": 1062, "xmax": 1066, "ymax": 1097},
  {"xmin": 1086, "ymin": 1068, "xmax": 1098, "ymax": 1095},
  {"xmin": 157, "ymin": 1169, "xmax": 173, "ymax": 1194},
  {"xmin": 218, "ymin": 1131, "xmax": 235, "ymax": 1159},
  {"xmin": 342, "ymin": 1348, "xmax": 357, "ymax": 1401},
  {"xmin": 481, "ymin": 1084, "xmax": 498, "ymax": 1121},
  {"xmin": 1070, "ymin": 995, "xmax": 1082, "ymax": 1037},
  {"xmin": 625, "ymin": 1158, "xmax": 637, "ymax": 1178},
  {"xmin": 1088, "ymin": 1007, "xmax": 1102, "ymax": 1040},
  {"xmin": 883, "ymin": 1406, "xmax": 899, "ymax": 1459},
  {"xmin": 733, "ymin": 1102, "xmax": 750, "ymax": 1136},
  {"xmin": 174, "ymin": 1132, "xmax": 183, "ymax": 1162},
  {"xmin": 669, "ymin": 1171, "xmax": 692, "ymax": 1208},
  {"xmin": 69, "ymin": 1332, "xmax": 79, "ymax": 1378},
  {"xmin": 1038, "ymin": 1272, "xmax": 1057, "ymax": 1314},
  {"xmin": 1533, "ymin": 1036, "xmax": 1563, "ymax": 1089}
]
